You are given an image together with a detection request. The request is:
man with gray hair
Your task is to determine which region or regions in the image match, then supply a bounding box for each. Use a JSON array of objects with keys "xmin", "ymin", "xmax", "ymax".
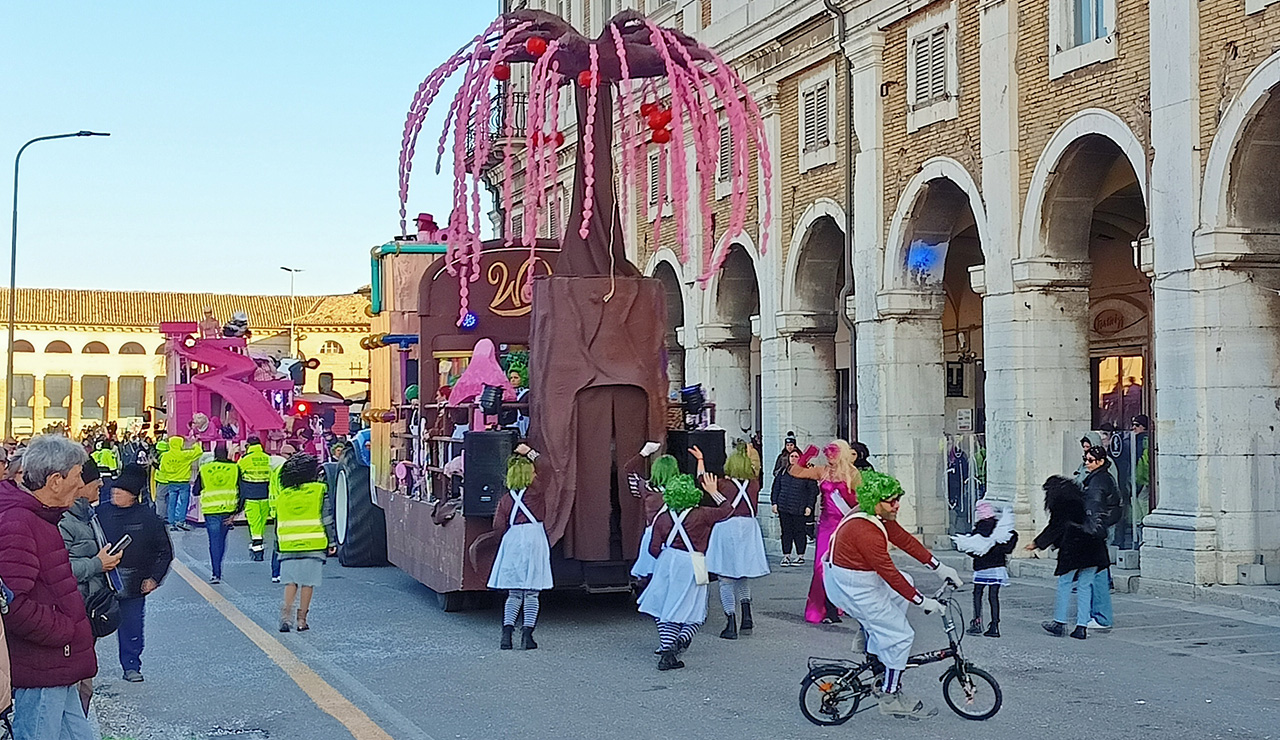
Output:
[{"xmin": 0, "ymin": 434, "xmax": 98, "ymax": 739}]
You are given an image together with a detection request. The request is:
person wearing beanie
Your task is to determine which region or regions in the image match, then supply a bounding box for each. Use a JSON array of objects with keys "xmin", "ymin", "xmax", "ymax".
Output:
[
  {"xmin": 702, "ymin": 442, "xmax": 769, "ymax": 640},
  {"xmin": 772, "ymin": 431, "xmax": 799, "ymax": 477},
  {"xmin": 637, "ymin": 465, "xmax": 733, "ymax": 671},
  {"xmin": 822, "ymin": 469, "xmax": 964, "ymax": 719},
  {"xmin": 487, "ymin": 444, "xmax": 553, "ymax": 650},
  {"xmin": 952, "ymin": 500, "xmax": 1017, "ymax": 637},
  {"xmin": 96, "ymin": 464, "xmax": 172, "ymax": 683}
]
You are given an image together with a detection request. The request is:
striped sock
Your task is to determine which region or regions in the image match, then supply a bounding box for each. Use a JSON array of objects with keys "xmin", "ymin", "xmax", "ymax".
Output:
[
  {"xmin": 503, "ymin": 591, "xmax": 522, "ymax": 627},
  {"xmin": 677, "ymin": 622, "xmax": 700, "ymax": 644},
  {"xmin": 882, "ymin": 668, "xmax": 902, "ymax": 694},
  {"xmin": 657, "ymin": 621, "xmax": 680, "ymax": 650},
  {"xmin": 522, "ymin": 591, "xmax": 539, "ymax": 627},
  {"xmin": 733, "ymin": 578, "xmax": 751, "ymax": 604},
  {"xmin": 719, "ymin": 578, "xmax": 738, "ymax": 615}
]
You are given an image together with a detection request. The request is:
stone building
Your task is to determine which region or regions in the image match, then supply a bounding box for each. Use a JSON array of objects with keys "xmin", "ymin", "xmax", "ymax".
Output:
[
  {"xmin": 0, "ymin": 289, "xmax": 370, "ymax": 436},
  {"xmin": 495, "ymin": 0, "xmax": 1280, "ymax": 588}
]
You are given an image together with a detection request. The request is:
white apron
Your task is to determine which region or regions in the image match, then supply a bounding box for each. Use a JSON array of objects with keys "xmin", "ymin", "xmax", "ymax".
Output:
[
  {"xmin": 821, "ymin": 512, "xmax": 916, "ymax": 670},
  {"xmin": 705, "ymin": 480, "xmax": 770, "ymax": 579},
  {"xmin": 637, "ymin": 510, "xmax": 708, "ymax": 624},
  {"xmin": 630, "ymin": 503, "xmax": 667, "ymax": 578},
  {"xmin": 487, "ymin": 489, "xmax": 553, "ymax": 591}
]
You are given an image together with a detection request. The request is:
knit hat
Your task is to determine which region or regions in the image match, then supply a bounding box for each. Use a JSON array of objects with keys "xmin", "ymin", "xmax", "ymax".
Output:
[
  {"xmin": 80, "ymin": 458, "xmax": 102, "ymax": 484},
  {"xmin": 975, "ymin": 500, "xmax": 995, "ymax": 521},
  {"xmin": 113, "ymin": 464, "xmax": 149, "ymax": 496}
]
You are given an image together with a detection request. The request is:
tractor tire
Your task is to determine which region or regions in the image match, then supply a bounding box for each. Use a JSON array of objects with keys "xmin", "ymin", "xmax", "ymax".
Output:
[{"xmin": 334, "ymin": 449, "xmax": 389, "ymax": 567}]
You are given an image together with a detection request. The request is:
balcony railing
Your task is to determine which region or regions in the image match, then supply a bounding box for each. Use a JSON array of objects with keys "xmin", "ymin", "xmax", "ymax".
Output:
[{"xmin": 465, "ymin": 91, "xmax": 528, "ymax": 169}]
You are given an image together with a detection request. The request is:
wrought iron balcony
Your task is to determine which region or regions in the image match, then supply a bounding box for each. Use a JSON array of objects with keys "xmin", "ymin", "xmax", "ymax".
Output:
[{"xmin": 464, "ymin": 91, "xmax": 528, "ymax": 172}]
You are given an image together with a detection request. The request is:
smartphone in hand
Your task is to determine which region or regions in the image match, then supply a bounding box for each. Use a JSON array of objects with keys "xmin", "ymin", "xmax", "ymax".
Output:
[{"xmin": 108, "ymin": 534, "xmax": 132, "ymax": 556}]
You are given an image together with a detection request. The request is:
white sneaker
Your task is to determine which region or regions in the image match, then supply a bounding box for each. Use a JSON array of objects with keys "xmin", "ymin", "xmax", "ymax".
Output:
[{"xmin": 1085, "ymin": 619, "xmax": 1112, "ymax": 631}]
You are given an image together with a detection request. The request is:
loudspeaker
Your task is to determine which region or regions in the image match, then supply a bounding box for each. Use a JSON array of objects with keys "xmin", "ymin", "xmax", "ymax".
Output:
[
  {"xmin": 463, "ymin": 430, "xmax": 516, "ymax": 518},
  {"xmin": 666, "ymin": 429, "xmax": 726, "ymax": 477}
]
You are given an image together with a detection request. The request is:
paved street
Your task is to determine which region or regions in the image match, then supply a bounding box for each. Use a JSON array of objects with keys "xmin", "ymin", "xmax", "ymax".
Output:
[{"xmin": 90, "ymin": 526, "xmax": 1280, "ymax": 740}]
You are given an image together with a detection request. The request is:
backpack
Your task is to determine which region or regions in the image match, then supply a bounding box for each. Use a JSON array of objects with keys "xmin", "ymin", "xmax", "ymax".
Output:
[{"xmin": 84, "ymin": 586, "xmax": 120, "ymax": 638}]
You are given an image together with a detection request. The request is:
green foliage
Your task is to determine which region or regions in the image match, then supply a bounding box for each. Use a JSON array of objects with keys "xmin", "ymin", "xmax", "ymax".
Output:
[{"xmin": 856, "ymin": 469, "xmax": 904, "ymax": 515}]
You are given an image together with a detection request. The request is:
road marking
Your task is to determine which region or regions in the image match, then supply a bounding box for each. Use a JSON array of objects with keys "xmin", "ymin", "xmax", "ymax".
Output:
[{"xmin": 172, "ymin": 560, "xmax": 395, "ymax": 740}]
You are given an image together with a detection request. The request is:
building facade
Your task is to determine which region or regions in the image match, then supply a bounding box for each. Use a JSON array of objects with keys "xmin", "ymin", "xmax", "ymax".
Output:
[
  {"xmin": 0, "ymin": 289, "xmax": 371, "ymax": 437},
  {"xmin": 497, "ymin": 0, "xmax": 1280, "ymax": 588}
]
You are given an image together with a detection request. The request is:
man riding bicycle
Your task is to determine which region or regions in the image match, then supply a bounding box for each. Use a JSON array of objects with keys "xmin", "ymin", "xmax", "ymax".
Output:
[{"xmin": 822, "ymin": 470, "xmax": 963, "ymax": 719}]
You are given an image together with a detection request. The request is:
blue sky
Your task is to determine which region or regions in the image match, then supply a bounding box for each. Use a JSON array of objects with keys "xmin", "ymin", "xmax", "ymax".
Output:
[{"xmin": 1, "ymin": 2, "xmax": 497, "ymax": 296}]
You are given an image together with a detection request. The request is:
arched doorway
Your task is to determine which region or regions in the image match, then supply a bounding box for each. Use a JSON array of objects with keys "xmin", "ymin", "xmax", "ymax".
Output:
[
  {"xmin": 701, "ymin": 243, "xmax": 760, "ymax": 441},
  {"xmin": 784, "ymin": 213, "xmax": 846, "ymax": 444},
  {"xmin": 652, "ymin": 260, "xmax": 686, "ymax": 394}
]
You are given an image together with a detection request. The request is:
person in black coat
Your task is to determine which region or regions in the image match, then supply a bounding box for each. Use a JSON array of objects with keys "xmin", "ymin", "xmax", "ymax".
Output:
[
  {"xmin": 1026, "ymin": 475, "xmax": 1110, "ymax": 640},
  {"xmin": 770, "ymin": 450, "xmax": 818, "ymax": 566},
  {"xmin": 1080, "ymin": 447, "xmax": 1121, "ymax": 630},
  {"xmin": 97, "ymin": 464, "xmax": 173, "ymax": 682}
]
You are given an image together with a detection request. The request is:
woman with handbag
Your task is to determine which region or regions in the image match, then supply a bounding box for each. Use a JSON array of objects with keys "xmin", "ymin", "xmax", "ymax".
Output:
[{"xmin": 637, "ymin": 472, "xmax": 731, "ymax": 671}]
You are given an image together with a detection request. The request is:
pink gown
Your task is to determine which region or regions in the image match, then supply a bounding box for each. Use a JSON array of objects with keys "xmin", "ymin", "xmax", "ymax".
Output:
[{"xmin": 805, "ymin": 479, "xmax": 859, "ymax": 623}]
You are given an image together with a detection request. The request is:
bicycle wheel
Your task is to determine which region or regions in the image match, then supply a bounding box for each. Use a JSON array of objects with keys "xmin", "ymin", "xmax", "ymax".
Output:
[
  {"xmin": 799, "ymin": 666, "xmax": 865, "ymax": 726},
  {"xmin": 941, "ymin": 664, "xmax": 1002, "ymax": 720}
]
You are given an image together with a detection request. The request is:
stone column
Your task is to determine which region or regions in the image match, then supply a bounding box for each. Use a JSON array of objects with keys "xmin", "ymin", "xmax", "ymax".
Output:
[
  {"xmin": 693, "ymin": 325, "xmax": 752, "ymax": 437},
  {"xmin": 32, "ymin": 376, "xmax": 45, "ymax": 431},
  {"xmin": 108, "ymin": 377, "xmax": 120, "ymax": 424},
  {"xmin": 69, "ymin": 377, "xmax": 82, "ymax": 434},
  {"xmin": 773, "ymin": 312, "xmax": 839, "ymax": 449}
]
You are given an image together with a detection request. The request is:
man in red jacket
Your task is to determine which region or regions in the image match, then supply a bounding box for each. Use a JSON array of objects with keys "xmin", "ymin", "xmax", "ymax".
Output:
[{"xmin": 0, "ymin": 434, "xmax": 98, "ymax": 740}]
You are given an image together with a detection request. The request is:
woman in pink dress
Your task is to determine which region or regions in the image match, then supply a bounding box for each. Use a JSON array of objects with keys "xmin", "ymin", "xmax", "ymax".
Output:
[{"xmin": 790, "ymin": 440, "xmax": 863, "ymax": 623}]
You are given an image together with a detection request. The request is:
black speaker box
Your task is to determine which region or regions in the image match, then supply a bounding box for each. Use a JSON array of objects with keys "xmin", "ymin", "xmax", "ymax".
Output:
[
  {"xmin": 666, "ymin": 429, "xmax": 726, "ymax": 477},
  {"xmin": 463, "ymin": 430, "xmax": 516, "ymax": 518}
]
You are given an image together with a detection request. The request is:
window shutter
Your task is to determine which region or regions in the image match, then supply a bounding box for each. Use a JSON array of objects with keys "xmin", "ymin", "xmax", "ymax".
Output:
[
  {"xmin": 913, "ymin": 35, "xmax": 931, "ymax": 106},
  {"xmin": 717, "ymin": 124, "xmax": 732, "ymax": 182},
  {"xmin": 802, "ymin": 87, "xmax": 817, "ymax": 152},
  {"xmin": 929, "ymin": 27, "xmax": 947, "ymax": 102},
  {"xmin": 648, "ymin": 152, "xmax": 660, "ymax": 204},
  {"xmin": 512, "ymin": 212, "xmax": 524, "ymax": 240},
  {"xmin": 548, "ymin": 191, "xmax": 559, "ymax": 238},
  {"xmin": 815, "ymin": 82, "xmax": 831, "ymax": 149}
]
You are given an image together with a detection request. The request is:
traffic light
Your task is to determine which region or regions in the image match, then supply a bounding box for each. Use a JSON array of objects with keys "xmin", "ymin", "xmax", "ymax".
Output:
[{"xmin": 291, "ymin": 399, "xmax": 313, "ymax": 417}]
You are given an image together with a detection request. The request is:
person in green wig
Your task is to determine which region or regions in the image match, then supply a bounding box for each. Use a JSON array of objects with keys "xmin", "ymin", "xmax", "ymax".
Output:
[
  {"xmin": 488, "ymin": 443, "xmax": 552, "ymax": 650},
  {"xmin": 625, "ymin": 441, "xmax": 681, "ymax": 581},
  {"xmin": 701, "ymin": 442, "xmax": 769, "ymax": 640},
  {"xmin": 636, "ymin": 463, "xmax": 732, "ymax": 671},
  {"xmin": 821, "ymin": 469, "xmax": 964, "ymax": 719}
]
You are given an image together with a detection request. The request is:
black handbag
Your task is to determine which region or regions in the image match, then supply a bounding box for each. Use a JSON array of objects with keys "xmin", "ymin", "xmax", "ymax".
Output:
[{"xmin": 84, "ymin": 586, "xmax": 121, "ymax": 638}]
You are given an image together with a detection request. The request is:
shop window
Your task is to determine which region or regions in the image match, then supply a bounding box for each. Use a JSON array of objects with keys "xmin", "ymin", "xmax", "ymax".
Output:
[{"xmin": 1091, "ymin": 354, "xmax": 1144, "ymax": 430}]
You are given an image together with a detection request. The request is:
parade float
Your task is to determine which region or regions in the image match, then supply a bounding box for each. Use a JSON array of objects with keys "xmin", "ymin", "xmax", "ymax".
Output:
[{"xmin": 347, "ymin": 8, "xmax": 771, "ymax": 607}]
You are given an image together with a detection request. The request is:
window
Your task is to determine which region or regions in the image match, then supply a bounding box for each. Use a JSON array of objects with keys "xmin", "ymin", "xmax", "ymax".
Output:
[
  {"xmin": 905, "ymin": 3, "xmax": 959, "ymax": 133},
  {"xmin": 81, "ymin": 376, "xmax": 108, "ymax": 421},
  {"xmin": 118, "ymin": 376, "xmax": 145, "ymax": 418},
  {"xmin": 648, "ymin": 152, "xmax": 661, "ymax": 205},
  {"xmin": 153, "ymin": 375, "xmax": 166, "ymax": 411},
  {"xmin": 547, "ymin": 189, "xmax": 559, "ymax": 239},
  {"xmin": 1247, "ymin": 0, "xmax": 1280, "ymax": 14},
  {"xmin": 319, "ymin": 340, "xmax": 344, "ymax": 355},
  {"xmin": 155, "ymin": 343, "xmax": 166, "ymax": 354},
  {"xmin": 119, "ymin": 342, "xmax": 146, "ymax": 355},
  {"xmin": 10, "ymin": 374, "xmax": 33, "ymax": 418},
  {"xmin": 44, "ymin": 341, "xmax": 71, "ymax": 353},
  {"xmin": 44, "ymin": 375, "xmax": 71, "ymax": 422},
  {"xmin": 13, "ymin": 340, "xmax": 33, "ymax": 352},
  {"xmin": 798, "ymin": 69, "xmax": 836, "ymax": 172},
  {"xmin": 1049, "ymin": 0, "xmax": 1117, "ymax": 79},
  {"xmin": 82, "ymin": 342, "xmax": 108, "ymax": 354},
  {"xmin": 511, "ymin": 210, "xmax": 524, "ymax": 240},
  {"xmin": 717, "ymin": 123, "xmax": 733, "ymax": 182}
]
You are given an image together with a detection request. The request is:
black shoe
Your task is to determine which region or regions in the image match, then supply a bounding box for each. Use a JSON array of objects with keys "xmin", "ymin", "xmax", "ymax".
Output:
[
  {"xmin": 719, "ymin": 613, "xmax": 738, "ymax": 640},
  {"xmin": 251, "ymin": 551, "xmax": 264, "ymax": 562},
  {"xmin": 984, "ymin": 622, "xmax": 1001, "ymax": 638},
  {"xmin": 1070, "ymin": 626, "xmax": 1087, "ymax": 640},
  {"xmin": 675, "ymin": 634, "xmax": 691, "ymax": 655},
  {"xmin": 967, "ymin": 618, "xmax": 983, "ymax": 635},
  {"xmin": 521, "ymin": 626, "xmax": 538, "ymax": 650},
  {"xmin": 739, "ymin": 600, "xmax": 754, "ymax": 631},
  {"xmin": 500, "ymin": 625, "xmax": 514, "ymax": 650},
  {"xmin": 1042, "ymin": 620, "xmax": 1066, "ymax": 637},
  {"xmin": 657, "ymin": 649, "xmax": 685, "ymax": 671}
]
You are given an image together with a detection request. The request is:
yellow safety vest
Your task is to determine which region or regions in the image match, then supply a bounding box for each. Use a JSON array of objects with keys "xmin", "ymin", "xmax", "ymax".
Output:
[
  {"xmin": 237, "ymin": 446, "xmax": 272, "ymax": 483},
  {"xmin": 275, "ymin": 482, "xmax": 328, "ymax": 552},
  {"xmin": 198, "ymin": 461, "xmax": 240, "ymax": 515},
  {"xmin": 92, "ymin": 448, "xmax": 118, "ymax": 472},
  {"xmin": 157, "ymin": 439, "xmax": 203, "ymax": 483}
]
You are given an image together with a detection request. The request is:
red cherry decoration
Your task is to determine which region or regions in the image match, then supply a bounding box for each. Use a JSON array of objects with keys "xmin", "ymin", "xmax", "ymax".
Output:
[
  {"xmin": 530, "ymin": 131, "xmax": 542, "ymax": 145},
  {"xmin": 647, "ymin": 112, "xmax": 665, "ymax": 130},
  {"xmin": 525, "ymin": 37, "xmax": 548, "ymax": 56},
  {"xmin": 640, "ymin": 102, "xmax": 658, "ymax": 117},
  {"xmin": 577, "ymin": 70, "xmax": 594, "ymax": 87},
  {"xmin": 651, "ymin": 128, "xmax": 672, "ymax": 144},
  {"xmin": 554, "ymin": 131, "xmax": 565, "ymax": 146},
  {"xmin": 656, "ymin": 108, "xmax": 673, "ymax": 126},
  {"xmin": 493, "ymin": 63, "xmax": 511, "ymax": 81}
]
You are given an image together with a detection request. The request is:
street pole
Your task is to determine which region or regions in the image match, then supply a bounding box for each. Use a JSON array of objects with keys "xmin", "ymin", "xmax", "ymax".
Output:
[
  {"xmin": 6, "ymin": 131, "xmax": 109, "ymax": 439},
  {"xmin": 280, "ymin": 266, "xmax": 303, "ymax": 356}
]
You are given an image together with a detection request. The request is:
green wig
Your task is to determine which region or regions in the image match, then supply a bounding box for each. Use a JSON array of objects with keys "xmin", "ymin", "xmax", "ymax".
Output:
[
  {"xmin": 501, "ymin": 351, "xmax": 530, "ymax": 388},
  {"xmin": 649, "ymin": 454, "xmax": 680, "ymax": 489},
  {"xmin": 662, "ymin": 474, "xmax": 702, "ymax": 512},
  {"xmin": 723, "ymin": 442, "xmax": 759, "ymax": 481},
  {"xmin": 856, "ymin": 470, "xmax": 904, "ymax": 515},
  {"xmin": 506, "ymin": 455, "xmax": 535, "ymax": 491}
]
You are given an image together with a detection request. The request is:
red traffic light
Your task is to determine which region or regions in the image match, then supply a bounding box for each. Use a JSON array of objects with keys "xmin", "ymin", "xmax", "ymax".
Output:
[{"xmin": 291, "ymin": 400, "xmax": 312, "ymax": 417}]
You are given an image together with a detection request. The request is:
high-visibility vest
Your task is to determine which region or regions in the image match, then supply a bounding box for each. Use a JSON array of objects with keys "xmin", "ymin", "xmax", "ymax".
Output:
[
  {"xmin": 91, "ymin": 448, "xmax": 118, "ymax": 472},
  {"xmin": 237, "ymin": 446, "xmax": 272, "ymax": 483},
  {"xmin": 198, "ymin": 461, "xmax": 240, "ymax": 515},
  {"xmin": 275, "ymin": 482, "xmax": 328, "ymax": 552},
  {"xmin": 157, "ymin": 439, "xmax": 203, "ymax": 483}
]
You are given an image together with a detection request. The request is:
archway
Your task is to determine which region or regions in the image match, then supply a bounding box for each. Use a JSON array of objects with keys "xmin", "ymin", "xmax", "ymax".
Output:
[
  {"xmin": 651, "ymin": 259, "xmax": 686, "ymax": 394},
  {"xmin": 783, "ymin": 212, "xmax": 846, "ymax": 445},
  {"xmin": 702, "ymin": 243, "xmax": 760, "ymax": 440}
]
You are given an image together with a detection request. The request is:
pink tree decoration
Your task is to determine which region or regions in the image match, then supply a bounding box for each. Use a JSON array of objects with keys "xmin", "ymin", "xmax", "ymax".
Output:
[{"xmin": 398, "ymin": 9, "xmax": 774, "ymax": 320}]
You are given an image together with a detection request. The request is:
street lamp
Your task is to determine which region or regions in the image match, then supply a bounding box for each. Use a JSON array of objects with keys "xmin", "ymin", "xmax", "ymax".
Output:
[
  {"xmin": 281, "ymin": 266, "xmax": 303, "ymax": 356},
  {"xmin": 6, "ymin": 131, "xmax": 110, "ymax": 439}
]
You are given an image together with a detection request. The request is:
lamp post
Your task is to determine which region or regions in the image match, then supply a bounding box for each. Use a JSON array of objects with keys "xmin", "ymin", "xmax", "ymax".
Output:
[
  {"xmin": 280, "ymin": 266, "xmax": 303, "ymax": 356},
  {"xmin": 6, "ymin": 131, "xmax": 110, "ymax": 439}
]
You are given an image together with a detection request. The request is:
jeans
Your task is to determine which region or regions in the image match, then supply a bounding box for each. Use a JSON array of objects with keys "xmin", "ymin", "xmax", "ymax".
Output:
[
  {"xmin": 1091, "ymin": 567, "xmax": 1114, "ymax": 627},
  {"xmin": 165, "ymin": 483, "xmax": 191, "ymax": 527},
  {"xmin": 1054, "ymin": 566, "xmax": 1096, "ymax": 626},
  {"xmin": 118, "ymin": 595, "xmax": 146, "ymax": 672},
  {"xmin": 206, "ymin": 513, "xmax": 231, "ymax": 578},
  {"xmin": 11, "ymin": 685, "xmax": 96, "ymax": 740}
]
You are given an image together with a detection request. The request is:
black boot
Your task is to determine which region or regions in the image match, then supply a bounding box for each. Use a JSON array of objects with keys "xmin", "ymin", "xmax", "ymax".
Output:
[
  {"xmin": 521, "ymin": 626, "xmax": 538, "ymax": 650},
  {"xmin": 251, "ymin": 550, "xmax": 264, "ymax": 562},
  {"xmin": 657, "ymin": 648, "xmax": 685, "ymax": 671},
  {"xmin": 967, "ymin": 618, "xmax": 983, "ymax": 635},
  {"xmin": 719, "ymin": 613, "xmax": 738, "ymax": 640},
  {"xmin": 500, "ymin": 625, "xmax": 514, "ymax": 650},
  {"xmin": 740, "ymin": 600, "xmax": 754, "ymax": 631},
  {"xmin": 984, "ymin": 621, "xmax": 1000, "ymax": 638}
]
